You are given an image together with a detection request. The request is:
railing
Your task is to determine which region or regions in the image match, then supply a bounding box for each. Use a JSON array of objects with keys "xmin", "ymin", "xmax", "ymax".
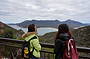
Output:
[{"xmin": 0, "ymin": 38, "xmax": 90, "ymax": 59}]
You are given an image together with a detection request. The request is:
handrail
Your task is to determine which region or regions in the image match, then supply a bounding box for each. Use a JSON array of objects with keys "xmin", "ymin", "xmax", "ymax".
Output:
[{"xmin": 0, "ymin": 38, "xmax": 90, "ymax": 53}]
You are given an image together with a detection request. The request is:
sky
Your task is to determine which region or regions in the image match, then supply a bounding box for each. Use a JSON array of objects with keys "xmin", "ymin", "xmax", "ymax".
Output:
[{"xmin": 0, "ymin": 0, "xmax": 90, "ymax": 23}]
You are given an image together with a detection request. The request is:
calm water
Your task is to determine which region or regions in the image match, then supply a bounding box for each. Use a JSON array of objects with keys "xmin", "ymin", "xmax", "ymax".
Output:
[
  {"xmin": 8, "ymin": 25, "xmax": 58, "ymax": 36},
  {"xmin": 37, "ymin": 27, "xmax": 57, "ymax": 35}
]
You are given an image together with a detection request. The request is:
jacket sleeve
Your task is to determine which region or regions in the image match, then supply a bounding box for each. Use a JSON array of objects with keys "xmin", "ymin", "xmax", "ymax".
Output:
[
  {"xmin": 54, "ymin": 39, "xmax": 65, "ymax": 53},
  {"xmin": 32, "ymin": 39, "xmax": 41, "ymax": 51}
]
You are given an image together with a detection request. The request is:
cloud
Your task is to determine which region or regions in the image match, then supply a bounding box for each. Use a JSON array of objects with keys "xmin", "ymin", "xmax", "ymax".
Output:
[{"xmin": 0, "ymin": 0, "xmax": 90, "ymax": 23}]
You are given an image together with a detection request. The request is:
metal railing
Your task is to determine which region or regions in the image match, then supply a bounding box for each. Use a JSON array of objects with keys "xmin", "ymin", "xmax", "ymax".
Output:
[{"xmin": 0, "ymin": 38, "xmax": 90, "ymax": 59}]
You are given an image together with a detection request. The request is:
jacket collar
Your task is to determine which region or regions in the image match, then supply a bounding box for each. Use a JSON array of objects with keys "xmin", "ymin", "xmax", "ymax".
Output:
[{"xmin": 22, "ymin": 32, "xmax": 36, "ymax": 38}]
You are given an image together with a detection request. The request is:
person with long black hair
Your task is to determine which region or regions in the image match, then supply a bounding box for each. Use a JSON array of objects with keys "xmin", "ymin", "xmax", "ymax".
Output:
[
  {"xmin": 54, "ymin": 24, "xmax": 78, "ymax": 59},
  {"xmin": 54, "ymin": 24, "xmax": 72, "ymax": 59}
]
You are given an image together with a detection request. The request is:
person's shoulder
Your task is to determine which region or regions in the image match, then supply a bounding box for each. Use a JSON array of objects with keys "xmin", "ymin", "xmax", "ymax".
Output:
[
  {"xmin": 21, "ymin": 33, "xmax": 27, "ymax": 38},
  {"xmin": 31, "ymin": 36, "xmax": 37, "ymax": 40}
]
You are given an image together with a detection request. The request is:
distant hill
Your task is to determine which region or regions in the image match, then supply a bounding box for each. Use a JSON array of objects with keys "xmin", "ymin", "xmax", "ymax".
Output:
[
  {"xmin": 39, "ymin": 26, "xmax": 90, "ymax": 47},
  {"xmin": 0, "ymin": 22, "xmax": 24, "ymax": 38},
  {"xmin": 9, "ymin": 19, "xmax": 88, "ymax": 28},
  {"xmin": 73, "ymin": 26, "xmax": 90, "ymax": 47},
  {"xmin": 62, "ymin": 20, "xmax": 87, "ymax": 28},
  {"xmin": 86, "ymin": 23, "xmax": 90, "ymax": 25}
]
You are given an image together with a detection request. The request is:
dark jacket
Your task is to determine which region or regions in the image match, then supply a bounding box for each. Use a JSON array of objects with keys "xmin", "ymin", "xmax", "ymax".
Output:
[{"xmin": 54, "ymin": 33, "xmax": 70, "ymax": 54}]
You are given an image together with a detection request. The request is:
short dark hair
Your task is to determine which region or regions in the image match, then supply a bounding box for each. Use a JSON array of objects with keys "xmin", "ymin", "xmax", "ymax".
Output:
[{"xmin": 28, "ymin": 24, "xmax": 35, "ymax": 32}]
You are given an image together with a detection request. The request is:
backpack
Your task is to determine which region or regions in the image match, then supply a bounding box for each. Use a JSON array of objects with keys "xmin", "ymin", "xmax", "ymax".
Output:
[
  {"xmin": 63, "ymin": 39, "xmax": 79, "ymax": 59},
  {"xmin": 22, "ymin": 36, "xmax": 37, "ymax": 59}
]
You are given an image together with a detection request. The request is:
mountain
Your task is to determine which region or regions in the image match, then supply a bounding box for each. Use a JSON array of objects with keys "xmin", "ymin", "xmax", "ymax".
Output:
[
  {"xmin": 62, "ymin": 19, "xmax": 87, "ymax": 28},
  {"xmin": 86, "ymin": 23, "xmax": 90, "ymax": 25},
  {"xmin": 0, "ymin": 22, "xmax": 24, "ymax": 38},
  {"xmin": 39, "ymin": 25, "xmax": 90, "ymax": 47},
  {"xmin": 9, "ymin": 19, "xmax": 88, "ymax": 28},
  {"xmin": 14, "ymin": 20, "xmax": 60, "ymax": 28}
]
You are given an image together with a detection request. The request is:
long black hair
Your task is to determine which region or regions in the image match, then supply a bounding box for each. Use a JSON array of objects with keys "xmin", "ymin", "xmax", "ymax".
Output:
[{"xmin": 56, "ymin": 24, "xmax": 71, "ymax": 39}]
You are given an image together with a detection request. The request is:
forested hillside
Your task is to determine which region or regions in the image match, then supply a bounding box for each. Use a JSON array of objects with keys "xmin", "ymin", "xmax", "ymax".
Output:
[
  {"xmin": 39, "ymin": 26, "xmax": 90, "ymax": 47},
  {"xmin": 0, "ymin": 22, "xmax": 24, "ymax": 39}
]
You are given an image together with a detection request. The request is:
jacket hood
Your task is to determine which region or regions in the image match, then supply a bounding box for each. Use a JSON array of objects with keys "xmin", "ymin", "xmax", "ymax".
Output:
[{"xmin": 22, "ymin": 32, "xmax": 36, "ymax": 38}]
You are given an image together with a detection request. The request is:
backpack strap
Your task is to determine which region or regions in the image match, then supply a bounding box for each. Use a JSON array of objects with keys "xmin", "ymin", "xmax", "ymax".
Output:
[
  {"xmin": 28, "ymin": 36, "xmax": 37, "ymax": 53},
  {"xmin": 28, "ymin": 36, "xmax": 37, "ymax": 42},
  {"xmin": 67, "ymin": 39, "xmax": 74, "ymax": 55}
]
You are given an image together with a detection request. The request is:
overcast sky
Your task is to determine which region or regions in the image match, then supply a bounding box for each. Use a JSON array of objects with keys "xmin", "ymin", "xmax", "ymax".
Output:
[{"xmin": 0, "ymin": 0, "xmax": 90, "ymax": 23}]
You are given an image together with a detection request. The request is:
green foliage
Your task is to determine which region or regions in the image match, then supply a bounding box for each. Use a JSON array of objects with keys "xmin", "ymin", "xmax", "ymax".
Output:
[
  {"xmin": 39, "ymin": 32, "xmax": 57, "ymax": 44},
  {"xmin": 0, "ymin": 24, "xmax": 24, "ymax": 39},
  {"xmin": 72, "ymin": 26, "xmax": 90, "ymax": 47},
  {"xmin": 0, "ymin": 29, "xmax": 17, "ymax": 39},
  {"xmin": 16, "ymin": 37, "xmax": 25, "ymax": 40}
]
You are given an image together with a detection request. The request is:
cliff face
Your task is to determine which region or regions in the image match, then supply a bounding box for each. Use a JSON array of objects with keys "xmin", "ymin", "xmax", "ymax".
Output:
[{"xmin": 39, "ymin": 26, "xmax": 90, "ymax": 47}]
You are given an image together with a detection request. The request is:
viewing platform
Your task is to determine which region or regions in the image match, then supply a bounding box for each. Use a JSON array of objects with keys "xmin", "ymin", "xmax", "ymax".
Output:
[{"xmin": 0, "ymin": 38, "xmax": 90, "ymax": 59}]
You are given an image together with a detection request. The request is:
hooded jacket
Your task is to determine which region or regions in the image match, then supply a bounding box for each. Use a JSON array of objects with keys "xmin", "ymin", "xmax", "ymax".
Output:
[{"xmin": 22, "ymin": 32, "xmax": 41, "ymax": 58}]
